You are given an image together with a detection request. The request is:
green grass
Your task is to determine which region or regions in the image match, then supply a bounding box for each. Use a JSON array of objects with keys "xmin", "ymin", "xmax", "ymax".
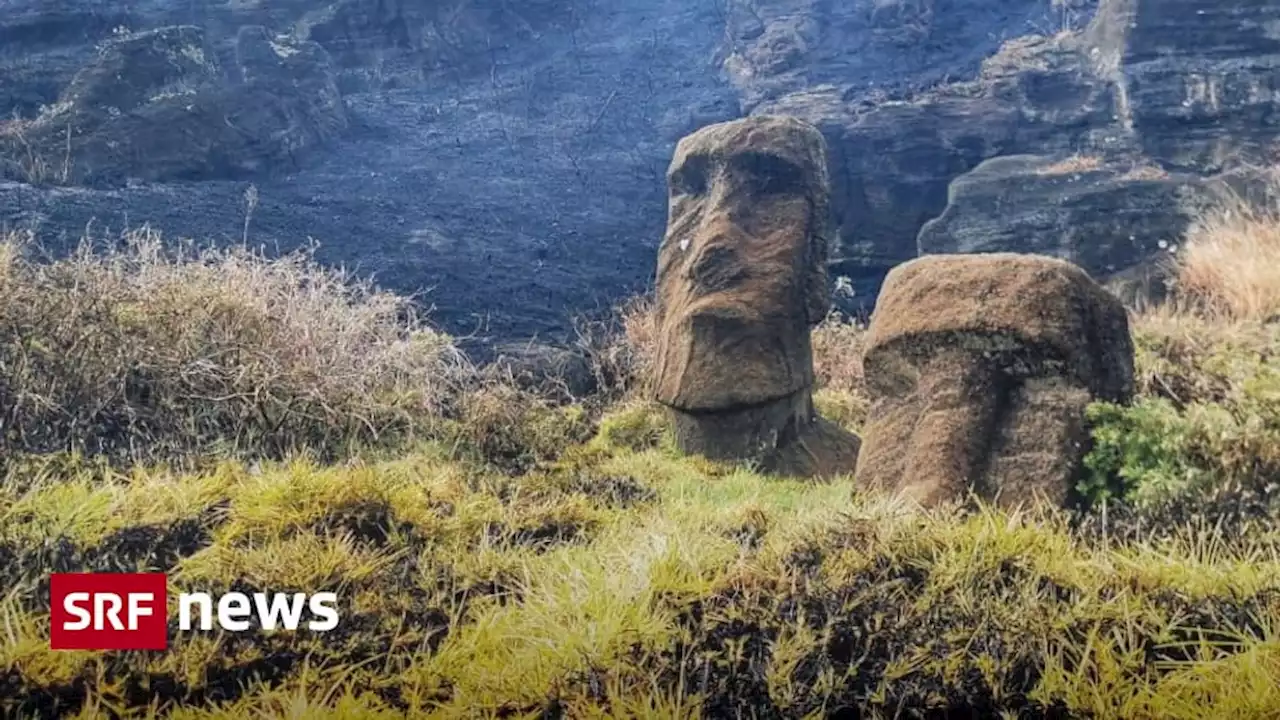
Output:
[
  {"xmin": 4, "ymin": 196, "xmax": 1280, "ymax": 717},
  {"xmin": 3, "ymin": 403, "xmax": 1280, "ymax": 718}
]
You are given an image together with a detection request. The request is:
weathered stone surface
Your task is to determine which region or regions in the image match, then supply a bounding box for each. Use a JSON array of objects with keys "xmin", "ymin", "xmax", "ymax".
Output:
[
  {"xmin": 0, "ymin": 25, "xmax": 345, "ymax": 186},
  {"xmin": 653, "ymin": 115, "xmax": 860, "ymax": 478},
  {"xmin": 0, "ymin": 0, "xmax": 737, "ymax": 344},
  {"xmin": 0, "ymin": 0, "xmax": 140, "ymax": 117},
  {"xmin": 732, "ymin": 0, "xmax": 1280, "ymax": 311},
  {"xmin": 294, "ymin": 0, "xmax": 577, "ymax": 92},
  {"xmin": 1085, "ymin": 0, "xmax": 1280, "ymax": 172},
  {"xmin": 487, "ymin": 342, "xmax": 597, "ymax": 401},
  {"xmin": 856, "ymin": 253, "xmax": 1134, "ymax": 509},
  {"xmin": 725, "ymin": 0, "xmax": 1111, "ymax": 303},
  {"xmin": 917, "ymin": 153, "xmax": 1208, "ymax": 278}
]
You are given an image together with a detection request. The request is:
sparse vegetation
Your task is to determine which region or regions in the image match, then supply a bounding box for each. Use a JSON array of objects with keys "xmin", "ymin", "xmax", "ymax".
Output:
[
  {"xmin": 1082, "ymin": 171, "xmax": 1280, "ymax": 514},
  {"xmin": 3, "ymin": 173, "xmax": 1280, "ymax": 717},
  {"xmin": 0, "ymin": 227, "xmax": 469, "ymax": 471},
  {"xmin": 1035, "ymin": 154, "xmax": 1105, "ymax": 176},
  {"xmin": 1117, "ymin": 161, "xmax": 1171, "ymax": 182},
  {"xmin": 0, "ymin": 113, "xmax": 74, "ymax": 186}
]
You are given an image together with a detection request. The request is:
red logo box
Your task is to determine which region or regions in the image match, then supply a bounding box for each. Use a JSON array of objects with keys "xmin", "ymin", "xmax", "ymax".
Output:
[{"xmin": 49, "ymin": 573, "xmax": 168, "ymax": 650}]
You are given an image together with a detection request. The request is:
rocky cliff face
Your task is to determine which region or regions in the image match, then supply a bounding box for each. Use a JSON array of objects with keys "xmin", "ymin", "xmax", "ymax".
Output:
[
  {"xmin": 2, "ymin": 25, "xmax": 345, "ymax": 186},
  {"xmin": 1, "ymin": 0, "xmax": 1278, "ymax": 346},
  {"xmin": 732, "ymin": 0, "xmax": 1280, "ymax": 302}
]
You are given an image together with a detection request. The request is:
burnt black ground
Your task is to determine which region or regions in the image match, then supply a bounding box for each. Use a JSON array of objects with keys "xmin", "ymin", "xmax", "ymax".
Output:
[{"xmin": 1, "ymin": 0, "xmax": 738, "ymax": 348}]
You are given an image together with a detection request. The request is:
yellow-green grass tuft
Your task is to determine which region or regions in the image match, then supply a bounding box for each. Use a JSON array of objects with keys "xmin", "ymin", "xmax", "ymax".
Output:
[{"xmin": 3, "ymin": 437, "xmax": 1279, "ymax": 717}]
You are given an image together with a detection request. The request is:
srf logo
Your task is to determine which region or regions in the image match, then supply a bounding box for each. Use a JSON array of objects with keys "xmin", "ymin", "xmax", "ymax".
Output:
[
  {"xmin": 49, "ymin": 573, "xmax": 341, "ymax": 650},
  {"xmin": 50, "ymin": 573, "xmax": 168, "ymax": 650}
]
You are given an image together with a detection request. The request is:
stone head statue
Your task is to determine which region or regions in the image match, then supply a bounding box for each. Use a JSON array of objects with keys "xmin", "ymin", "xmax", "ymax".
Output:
[
  {"xmin": 856, "ymin": 253, "xmax": 1135, "ymax": 508},
  {"xmin": 652, "ymin": 115, "xmax": 859, "ymax": 477},
  {"xmin": 654, "ymin": 115, "xmax": 834, "ymax": 411}
]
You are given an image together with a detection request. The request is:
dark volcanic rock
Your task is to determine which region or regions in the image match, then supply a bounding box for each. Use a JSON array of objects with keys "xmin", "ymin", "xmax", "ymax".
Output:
[
  {"xmin": 2, "ymin": 0, "xmax": 1280, "ymax": 343},
  {"xmin": 0, "ymin": 1, "xmax": 137, "ymax": 117},
  {"xmin": 1085, "ymin": 0, "xmax": 1280, "ymax": 172},
  {"xmin": 917, "ymin": 153, "xmax": 1205, "ymax": 278},
  {"xmin": 724, "ymin": 0, "xmax": 1108, "ymax": 302},
  {"xmin": 0, "ymin": 0, "xmax": 738, "ymax": 344},
  {"xmin": 732, "ymin": 0, "xmax": 1280, "ymax": 310},
  {"xmin": 294, "ymin": 0, "xmax": 579, "ymax": 92},
  {"xmin": 0, "ymin": 25, "xmax": 345, "ymax": 186}
]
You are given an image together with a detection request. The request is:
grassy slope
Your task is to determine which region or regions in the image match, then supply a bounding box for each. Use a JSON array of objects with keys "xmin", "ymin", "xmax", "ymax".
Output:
[
  {"xmin": 3, "ymin": 400, "xmax": 1280, "ymax": 718},
  {"xmin": 4, "ymin": 181, "xmax": 1280, "ymax": 717}
]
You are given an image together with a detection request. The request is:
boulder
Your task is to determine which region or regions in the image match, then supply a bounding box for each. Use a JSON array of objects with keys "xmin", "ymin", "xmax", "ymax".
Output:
[
  {"xmin": 487, "ymin": 342, "xmax": 597, "ymax": 401},
  {"xmin": 0, "ymin": 25, "xmax": 346, "ymax": 186},
  {"xmin": 855, "ymin": 253, "xmax": 1134, "ymax": 509},
  {"xmin": 917, "ymin": 153, "xmax": 1207, "ymax": 278},
  {"xmin": 653, "ymin": 115, "xmax": 860, "ymax": 478}
]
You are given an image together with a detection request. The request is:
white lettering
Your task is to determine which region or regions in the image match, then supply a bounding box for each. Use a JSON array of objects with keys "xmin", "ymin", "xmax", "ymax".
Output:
[
  {"xmin": 216, "ymin": 593, "xmax": 252, "ymax": 632},
  {"xmin": 308, "ymin": 592, "xmax": 339, "ymax": 631},
  {"xmin": 253, "ymin": 592, "xmax": 306, "ymax": 631},
  {"xmin": 96, "ymin": 593, "xmax": 124, "ymax": 631},
  {"xmin": 179, "ymin": 592, "xmax": 213, "ymax": 630},
  {"xmin": 126, "ymin": 593, "xmax": 153, "ymax": 630},
  {"xmin": 63, "ymin": 592, "xmax": 92, "ymax": 631},
  {"xmin": 169, "ymin": 591, "xmax": 342, "ymax": 632}
]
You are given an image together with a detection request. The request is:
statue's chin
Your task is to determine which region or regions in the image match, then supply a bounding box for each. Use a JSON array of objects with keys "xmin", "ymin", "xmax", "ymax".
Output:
[{"xmin": 654, "ymin": 329, "xmax": 809, "ymax": 414}]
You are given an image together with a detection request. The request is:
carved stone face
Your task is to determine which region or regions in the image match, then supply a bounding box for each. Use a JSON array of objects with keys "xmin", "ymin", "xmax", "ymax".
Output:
[
  {"xmin": 653, "ymin": 116, "xmax": 832, "ymax": 413},
  {"xmin": 855, "ymin": 253, "xmax": 1136, "ymax": 509}
]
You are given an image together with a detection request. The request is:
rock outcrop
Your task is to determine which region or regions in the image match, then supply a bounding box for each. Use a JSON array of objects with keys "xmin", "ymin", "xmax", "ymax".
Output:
[
  {"xmin": 653, "ymin": 116, "xmax": 860, "ymax": 478},
  {"xmin": 0, "ymin": 26, "xmax": 345, "ymax": 186},
  {"xmin": 731, "ymin": 0, "xmax": 1280, "ymax": 309},
  {"xmin": 917, "ymin": 154, "xmax": 1206, "ymax": 278},
  {"xmin": 856, "ymin": 253, "xmax": 1134, "ymax": 509},
  {"xmin": 1088, "ymin": 0, "xmax": 1280, "ymax": 173},
  {"xmin": 487, "ymin": 342, "xmax": 597, "ymax": 402}
]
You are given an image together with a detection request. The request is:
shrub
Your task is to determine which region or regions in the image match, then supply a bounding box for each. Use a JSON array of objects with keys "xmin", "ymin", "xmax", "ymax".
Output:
[
  {"xmin": 445, "ymin": 378, "xmax": 595, "ymax": 473},
  {"xmin": 1084, "ymin": 168, "xmax": 1280, "ymax": 509},
  {"xmin": 810, "ymin": 311, "xmax": 867, "ymax": 393},
  {"xmin": 573, "ymin": 294, "xmax": 658, "ymax": 402},
  {"xmin": 1082, "ymin": 397, "xmax": 1280, "ymax": 507},
  {"xmin": 0, "ymin": 228, "xmax": 469, "ymax": 469}
]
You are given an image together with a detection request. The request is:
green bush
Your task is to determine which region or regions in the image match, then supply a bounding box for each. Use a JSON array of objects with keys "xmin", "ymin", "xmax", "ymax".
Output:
[{"xmin": 1083, "ymin": 392, "xmax": 1280, "ymax": 509}]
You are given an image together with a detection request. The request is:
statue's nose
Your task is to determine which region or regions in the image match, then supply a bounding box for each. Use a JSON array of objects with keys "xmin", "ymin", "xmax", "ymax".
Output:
[{"xmin": 900, "ymin": 352, "xmax": 1003, "ymax": 504}]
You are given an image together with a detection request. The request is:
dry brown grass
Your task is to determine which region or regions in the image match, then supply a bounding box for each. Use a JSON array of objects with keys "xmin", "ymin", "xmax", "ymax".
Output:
[
  {"xmin": 1035, "ymin": 153, "xmax": 1105, "ymax": 176},
  {"xmin": 573, "ymin": 294, "xmax": 659, "ymax": 401},
  {"xmin": 1093, "ymin": 169, "xmax": 1280, "ymax": 508},
  {"xmin": 1124, "ymin": 171, "xmax": 1280, "ymax": 404},
  {"xmin": 0, "ymin": 114, "xmax": 73, "ymax": 186},
  {"xmin": 0, "ymin": 227, "xmax": 470, "ymax": 468},
  {"xmin": 810, "ymin": 311, "xmax": 868, "ymax": 396},
  {"xmin": 1118, "ymin": 162, "xmax": 1171, "ymax": 182},
  {"xmin": 1166, "ymin": 175, "xmax": 1280, "ymax": 323}
]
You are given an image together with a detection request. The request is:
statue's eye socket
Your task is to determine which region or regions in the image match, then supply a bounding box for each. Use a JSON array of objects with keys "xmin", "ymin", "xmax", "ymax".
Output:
[
  {"xmin": 669, "ymin": 155, "xmax": 709, "ymax": 196},
  {"xmin": 734, "ymin": 152, "xmax": 803, "ymax": 195}
]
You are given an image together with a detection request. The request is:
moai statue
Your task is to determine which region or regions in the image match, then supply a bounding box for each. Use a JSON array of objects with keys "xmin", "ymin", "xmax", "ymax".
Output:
[
  {"xmin": 856, "ymin": 253, "xmax": 1135, "ymax": 509},
  {"xmin": 652, "ymin": 115, "xmax": 861, "ymax": 478}
]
